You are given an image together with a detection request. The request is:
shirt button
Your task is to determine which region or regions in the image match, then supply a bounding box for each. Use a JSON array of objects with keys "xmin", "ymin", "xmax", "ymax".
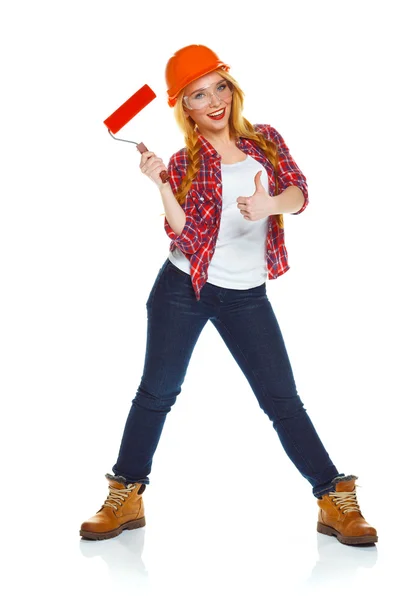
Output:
[{"xmin": 216, "ymin": 183, "xmax": 221, "ymax": 187}]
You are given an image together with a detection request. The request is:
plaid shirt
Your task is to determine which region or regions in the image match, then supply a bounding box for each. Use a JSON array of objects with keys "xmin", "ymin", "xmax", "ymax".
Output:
[{"xmin": 164, "ymin": 124, "xmax": 309, "ymax": 301}]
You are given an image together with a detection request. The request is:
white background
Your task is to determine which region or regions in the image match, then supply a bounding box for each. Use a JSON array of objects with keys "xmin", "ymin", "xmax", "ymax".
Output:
[{"xmin": 1, "ymin": 1, "xmax": 419, "ymax": 598}]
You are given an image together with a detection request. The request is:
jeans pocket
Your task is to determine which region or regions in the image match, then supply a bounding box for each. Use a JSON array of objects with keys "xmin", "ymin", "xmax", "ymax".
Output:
[
  {"xmin": 165, "ymin": 260, "xmax": 191, "ymax": 281},
  {"xmin": 248, "ymin": 282, "xmax": 267, "ymax": 298},
  {"xmin": 164, "ymin": 260, "xmax": 195, "ymax": 301}
]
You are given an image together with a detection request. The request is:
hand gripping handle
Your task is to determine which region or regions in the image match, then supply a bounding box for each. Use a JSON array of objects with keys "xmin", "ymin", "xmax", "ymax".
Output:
[{"xmin": 136, "ymin": 142, "xmax": 169, "ymax": 184}]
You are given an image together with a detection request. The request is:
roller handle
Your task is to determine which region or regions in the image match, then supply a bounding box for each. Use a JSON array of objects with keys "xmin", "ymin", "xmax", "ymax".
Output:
[{"xmin": 136, "ymin": 142, "xmax": 170, "ymax": 184}]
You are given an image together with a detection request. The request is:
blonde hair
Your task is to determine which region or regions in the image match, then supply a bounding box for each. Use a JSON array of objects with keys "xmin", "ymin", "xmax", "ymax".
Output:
[{"xmin": 168, "ymin": 69, "xmax": 284, "ymax": 229}]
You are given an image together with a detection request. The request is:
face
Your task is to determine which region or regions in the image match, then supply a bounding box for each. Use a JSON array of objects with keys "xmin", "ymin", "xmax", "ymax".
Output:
[{"xmin": 182, "ymin": 70, "xmax": 233, "ymax": 136}]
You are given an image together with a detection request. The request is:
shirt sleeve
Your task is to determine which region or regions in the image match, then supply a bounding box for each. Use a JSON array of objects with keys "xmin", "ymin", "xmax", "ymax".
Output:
[
  {"xmin": 163, "ymin": 154, "xmax": 210, "ymax": 254},
  {"xmin": 264, "ymin": 125, "xmax": 309, "ymax": 215}
]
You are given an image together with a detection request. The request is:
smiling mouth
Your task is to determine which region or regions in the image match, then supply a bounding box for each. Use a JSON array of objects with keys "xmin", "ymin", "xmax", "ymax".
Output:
[{"xmin": 207, "ymin": 107, "xmax": 226, "ymax": 119}]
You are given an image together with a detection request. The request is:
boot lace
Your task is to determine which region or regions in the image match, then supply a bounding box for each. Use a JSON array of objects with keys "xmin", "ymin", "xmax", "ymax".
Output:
[
  {"xmin": 103, "ymin": 484, "xmax": 136, "ymax": 511},
  {"xmin": 329, "ymin": 487, "xmax": 361, "ymax": 514}
]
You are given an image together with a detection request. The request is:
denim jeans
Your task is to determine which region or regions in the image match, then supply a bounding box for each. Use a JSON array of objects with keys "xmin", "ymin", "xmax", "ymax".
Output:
[{"xmin": 113, "ymin": 258, "xmax": 342, "ymax": 498}]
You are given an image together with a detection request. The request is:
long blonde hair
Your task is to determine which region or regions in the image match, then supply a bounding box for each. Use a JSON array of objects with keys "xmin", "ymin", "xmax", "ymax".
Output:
[{"xmin": 170, "ymin": 69, "xmax": 284, "ymax": 229}]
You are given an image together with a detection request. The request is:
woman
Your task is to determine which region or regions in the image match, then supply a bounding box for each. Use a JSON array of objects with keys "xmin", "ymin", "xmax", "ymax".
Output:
[{"xmin": 80, "ymin": 44, "xmax": 377, "ymax": 546}]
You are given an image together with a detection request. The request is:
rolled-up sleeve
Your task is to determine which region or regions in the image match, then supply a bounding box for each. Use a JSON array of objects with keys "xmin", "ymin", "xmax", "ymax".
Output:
[
  {"xmin": 265, "ymin": 125, "xmax": 309, "ymax": 215},
  {"xmin": 163, "ymin": 155, "xmax": 209, "ymax": 254}
]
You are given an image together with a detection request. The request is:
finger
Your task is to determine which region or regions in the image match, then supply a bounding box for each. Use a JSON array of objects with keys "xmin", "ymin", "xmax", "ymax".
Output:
[
  {"xmin": 140, "ymin": 156, "xmax": 156, "ymax": 170},
  {"xmin": 143, "ymin": 162, "xmax": 167, "ymax": 183},
  {"xmin": 140, "ymin": 156, "xmax": 162, "ymax": 174},
  {"xmin": 151, "ymin": 166, "xmax": 167, "ymax": 182},
  {"xmin": 140, "ymin": 152, "xmax": 156, "ymax": 169}
]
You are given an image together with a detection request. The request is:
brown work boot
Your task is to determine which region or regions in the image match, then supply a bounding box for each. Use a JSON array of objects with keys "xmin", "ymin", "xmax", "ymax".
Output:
[
  {"xmin": 317, "ymin": 475, "xmax": 378, "ymax": 545},
  {"xmin": 80, "ymin": 473, "xmax": 146, "ymax": 540}
]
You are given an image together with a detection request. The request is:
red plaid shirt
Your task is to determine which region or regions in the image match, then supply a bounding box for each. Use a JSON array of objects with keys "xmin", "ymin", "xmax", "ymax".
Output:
[{"xmin": 164, "ymin": 124, "xmax": 309, "ymax": 301}]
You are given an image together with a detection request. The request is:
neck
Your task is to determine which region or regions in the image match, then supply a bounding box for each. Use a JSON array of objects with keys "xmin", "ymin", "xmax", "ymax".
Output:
[{"xmin": 197, "ymin": 130, "xmax": 237, "ymax": 148}]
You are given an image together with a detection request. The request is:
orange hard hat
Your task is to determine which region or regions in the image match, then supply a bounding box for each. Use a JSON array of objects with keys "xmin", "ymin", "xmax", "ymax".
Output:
[{"xmin": 165, "ymin": 44, "xmax": 230, "ymax": 108}]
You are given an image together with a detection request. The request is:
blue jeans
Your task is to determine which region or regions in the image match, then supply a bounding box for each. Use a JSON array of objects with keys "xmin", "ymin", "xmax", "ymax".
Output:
[{"xmin": 113, "ymin": 258, "xmax": 342, "ymax": 498}]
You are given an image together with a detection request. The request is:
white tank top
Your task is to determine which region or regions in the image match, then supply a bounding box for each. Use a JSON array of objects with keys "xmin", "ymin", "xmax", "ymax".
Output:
[{"xmin": 168, "ymin": 154, "xmax": 269, "ymax": 289}]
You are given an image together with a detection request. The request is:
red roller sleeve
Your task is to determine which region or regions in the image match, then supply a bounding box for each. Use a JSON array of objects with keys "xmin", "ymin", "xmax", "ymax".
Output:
[
  {"xmin": 104, "ymin": 84, "xmax": 156, "ymax": 134},
  {"xmin": 103, "ymin": 83, "xmax": 169, "ymax": 184}
]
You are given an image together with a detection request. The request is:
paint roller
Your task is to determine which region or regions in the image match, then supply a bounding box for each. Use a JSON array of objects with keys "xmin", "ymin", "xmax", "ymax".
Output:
[{"xmin": 103, "ymin": 83, "xmax": 169, "ymax": 183}]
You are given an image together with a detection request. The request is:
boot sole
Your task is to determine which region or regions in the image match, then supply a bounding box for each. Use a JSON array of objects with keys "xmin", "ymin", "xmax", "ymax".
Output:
[
  {"xmin": 80, "ymin": 516, "xmax": 146, "ymax": 540},
  {"xmin": 317, "ymin": 522, "xmax": 378, "ymax": 545}
]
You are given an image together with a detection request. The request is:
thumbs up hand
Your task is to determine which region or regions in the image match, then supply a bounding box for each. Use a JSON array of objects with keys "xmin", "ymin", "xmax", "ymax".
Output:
[{"xmin": 236, "ymin": 171, "xmax": 272, "ymax": 222}]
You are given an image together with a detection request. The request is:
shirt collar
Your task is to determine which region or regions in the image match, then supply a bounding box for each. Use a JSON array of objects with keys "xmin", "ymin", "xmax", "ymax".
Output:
[{"xmin": 196, "ymin": 131, "xmax": 248, "ymax": 162}]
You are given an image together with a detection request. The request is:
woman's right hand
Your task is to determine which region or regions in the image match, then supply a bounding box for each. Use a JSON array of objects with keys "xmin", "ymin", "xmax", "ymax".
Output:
[{"xmin": 139, "ymin": 151, "xmax": 169, "ymax": 189}]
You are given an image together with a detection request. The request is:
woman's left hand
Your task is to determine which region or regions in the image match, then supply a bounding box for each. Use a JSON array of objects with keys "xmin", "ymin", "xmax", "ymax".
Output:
[{"xmin": 236, "ymin": 171, "xmax": 273, "ymax": 221}]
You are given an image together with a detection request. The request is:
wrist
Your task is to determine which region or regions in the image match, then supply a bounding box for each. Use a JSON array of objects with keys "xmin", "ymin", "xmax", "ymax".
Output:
[
  {"xmin": 268, "ymin": 194, "xmax": 278, "ymax": 216},
  {"xmin": 270, "ymin": 187, "xmax": 305, "ymax": 215}
]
